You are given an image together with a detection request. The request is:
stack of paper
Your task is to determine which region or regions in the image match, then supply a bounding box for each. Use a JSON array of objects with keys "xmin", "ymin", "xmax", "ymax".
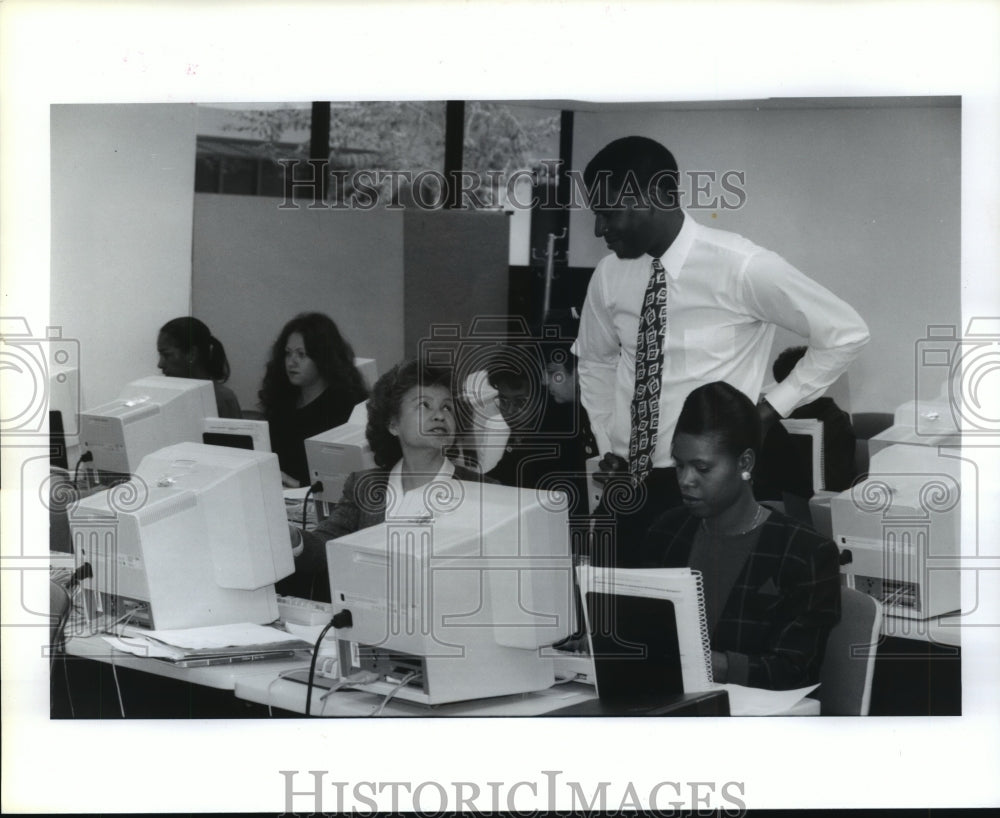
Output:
[{"xmin": 103, "ymin": 623, "xmax": 311, "ymax": 662}]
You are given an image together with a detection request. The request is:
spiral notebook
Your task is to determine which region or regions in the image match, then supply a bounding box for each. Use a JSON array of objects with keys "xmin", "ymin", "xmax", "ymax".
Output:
[{"xmin": 576, "ymin": 565, "xmax": 715, "ymax": 698}]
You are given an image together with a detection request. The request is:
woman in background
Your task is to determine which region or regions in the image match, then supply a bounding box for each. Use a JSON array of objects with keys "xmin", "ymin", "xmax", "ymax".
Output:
[
  {"xmin": 639, "ymin": 381, "xmax": 841, "ymax": 690},
  {"xmin": 157, "ymin": 316, "xmax": 242, "ymax": 418},
  {"xmin": 289, "ymin": 359, "xmax": 488, "ymax": 600},
  {"xmin": 259, "ymin": 312, "xmax": 368, "ymax": 487}
]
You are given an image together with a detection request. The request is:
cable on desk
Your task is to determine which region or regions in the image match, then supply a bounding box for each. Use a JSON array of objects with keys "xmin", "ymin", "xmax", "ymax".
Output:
[
  {"xmin": 304, "ymin": 618, "xmax": 337, "ymax": 717},
  {"xmin": 318, "ymin": 678, "xmax": 353, "ymax": 717},
  {"xmin": 109, "ymin": 660, "xmax": 125, "ymax": 718},
  {"xmin": 370, "ymin": 671, "xmax": 421, "ymax": 717},
  {"xmin": 48, "ymin": 580, "xmax": 75, "ymax": 667},
  {"xmin": 265, "ymin": 668, "xmax": 304, "ymax": 715},
  {"xmin": 315, "ymin": 670, "xmax": 380, "ymax": 717},
  {"xmin": 61, "ymin": 654, "xmax": 75, "ymax": 718},
  {"xmin": 303, "ymin": 481, "xmax": 323, "ymax": 535},
  {"xmin": 108, "ymin": 609, "xmax": 140, "ymax": 719},
  {"xmin": 73, "ymin": 451, "xmax": 93, "ymax": 485},
  {"xmin": 49, "ymin": 576, "xmax": 80, "ymax": 718},
  {"xmin": 552, "ymin": 672, "xmax": 587, "ymax": 685}
]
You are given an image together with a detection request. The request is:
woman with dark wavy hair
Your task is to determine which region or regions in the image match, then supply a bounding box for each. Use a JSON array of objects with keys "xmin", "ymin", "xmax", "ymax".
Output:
[
  {"xmin": 289, "ymin": 359, "xmax": 489, "ymax": 601},
  {"xmin": 639, "ymin": 381, "xmax": 841, "ymax": 690},
  {"xmin": 259, "ymin": 312, "xmax": 368, "ymax": 487},
  {"xmin": 157, "ymin": 316, "xmax": 242, "ymax": 419}
]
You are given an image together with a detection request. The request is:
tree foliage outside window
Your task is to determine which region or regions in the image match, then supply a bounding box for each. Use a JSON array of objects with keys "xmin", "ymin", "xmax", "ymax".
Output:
[{"xmin": 224, "ymin": 101, "xmax": 559, "ymax": 207}]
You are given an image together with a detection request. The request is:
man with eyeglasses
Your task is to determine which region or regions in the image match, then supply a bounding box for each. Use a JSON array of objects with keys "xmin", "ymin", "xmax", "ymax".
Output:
[{"xmin": 484, "ymin": 348, "xmax": 597, "ymax": 520}]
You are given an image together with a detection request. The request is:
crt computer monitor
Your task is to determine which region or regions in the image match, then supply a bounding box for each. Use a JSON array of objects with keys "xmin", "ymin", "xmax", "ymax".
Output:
[
  {"xmin": 202, "ymin": 417, "xmax": 272, "ymax": 452},
  {"xmin": 326, "ymin": 481, "xmax": 575, "ymax": 705},
  {"xmin": 79, "ymin": 376, "xmax": 219, "ymax": 476},
  {"xmin": 49, "ymin": 365, "xmax": 81, "ymax": 470},
  {"xmin": 830, "ymin": 442, "xmax": 962, "ymax": 620},
  {"xmin": 353, "ymin": 357, "xmax": 379, "ymax": 391},
  {"xmin": 304, "ymin": 401, "xmax": 374, "ymax": 503},
  {"xmin": 69, "ymin": 441, "xmax": 294, "ymax": 629}
]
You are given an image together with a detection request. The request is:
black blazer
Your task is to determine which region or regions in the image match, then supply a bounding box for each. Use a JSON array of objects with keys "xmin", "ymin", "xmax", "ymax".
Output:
[{"xmin": 640, "ymin": 508, "xmax": 841, "ymax": 690}]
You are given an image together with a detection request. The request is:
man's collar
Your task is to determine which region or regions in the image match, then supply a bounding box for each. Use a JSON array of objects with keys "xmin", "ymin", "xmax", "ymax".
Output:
[{"xmin": 653, "ymin": 210, "xmax": 694, "ymax": 279}]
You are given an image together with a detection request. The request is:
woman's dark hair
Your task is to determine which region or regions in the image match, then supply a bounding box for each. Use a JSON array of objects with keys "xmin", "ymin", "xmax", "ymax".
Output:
[
  {"xmin": 159, "ymin": 317, "xmax": 231, "ymax": 382},
  {"xmin": 673, "ymin": 381, "xmax": 762, "ymax": 458},
  {"xmin": 258, "ymin": 312, "xmax": 367, "ymax": 416},
  {"xmin": 366, "ymin": 360, "xmax": 452, "ymax": 469}
]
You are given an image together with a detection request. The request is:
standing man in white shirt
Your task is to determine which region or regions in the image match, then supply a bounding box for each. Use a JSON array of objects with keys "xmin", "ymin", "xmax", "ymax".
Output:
[{"xmin": 573, "ymin": 136, "xmax": 869, "ymax": 565}]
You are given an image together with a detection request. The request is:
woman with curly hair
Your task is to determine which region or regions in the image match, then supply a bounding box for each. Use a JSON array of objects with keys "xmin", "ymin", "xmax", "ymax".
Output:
[
  {"xmin": 258, "ymin": 312, "xmax": 368, "ymax": 487},
  {"xmin": 289, "ymin": 359, "xmax": 489, "ymax": 600},
  {"xmin": 157, "ymin": 316, "xmax": 242, "ymax": 419}
]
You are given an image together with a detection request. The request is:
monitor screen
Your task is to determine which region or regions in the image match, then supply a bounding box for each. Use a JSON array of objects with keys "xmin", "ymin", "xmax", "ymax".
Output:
[
  {"xmin": 202, "ymin": 431, "xmax": 254, "ymax": 450},
  {"xmin": 202, "ymin": 417, "xmax": 272, "ymax": 452},
  {"xmin": 70, "ymin": 441, "xmax": 293, "ymax": 629}
]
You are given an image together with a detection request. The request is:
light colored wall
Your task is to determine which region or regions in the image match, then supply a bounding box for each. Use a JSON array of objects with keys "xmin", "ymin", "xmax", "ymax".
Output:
[
  {"xmin": 191, "ymin": 199, "xmax": 510, "ymax": 412},
  {"xmin": 50, "ymin": 103, "xmax": 198, "ymax": 407},
  {"xmin": 191, "ymin": 195, "xmax": 406, "ymax": 412},
  {"xmin": 569, "ymin": 101, "xmax": 961, "ymax": 413},
  {"xmin": 50, "ymin": 101, "xmax": 959, "ymax": 418}
]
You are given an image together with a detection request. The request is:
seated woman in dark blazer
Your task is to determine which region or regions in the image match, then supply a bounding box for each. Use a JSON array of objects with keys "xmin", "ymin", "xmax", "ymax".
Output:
[
  {"xmin": 288, "ymin": 359, "xmax": 487, "ymax": 600},
  {"xmin": 639, "ymin": 381, "xmax": 841, "ymax": 691}
]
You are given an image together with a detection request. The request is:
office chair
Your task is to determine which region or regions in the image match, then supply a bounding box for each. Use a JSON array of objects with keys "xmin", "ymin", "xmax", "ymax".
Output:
[
  {"xmin": 766, "ymin": 417, "xmax": 822, "ymax": 528},
  {"xmin": 818, "ymin": 587, "xmax": 883, "ymax": 715},
  {"xmin": 779, "ymin": 418, "xmax": 825, "ymax": 492},
  {"xmin": 851, "ymin": 412, "xmax": 894, "ymax": 481}
]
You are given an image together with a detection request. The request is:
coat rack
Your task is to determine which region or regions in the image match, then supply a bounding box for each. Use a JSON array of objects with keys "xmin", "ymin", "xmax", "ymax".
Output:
[{"xmin": 531, "ymin": 227, "xmax": 567, "ymax": 326}]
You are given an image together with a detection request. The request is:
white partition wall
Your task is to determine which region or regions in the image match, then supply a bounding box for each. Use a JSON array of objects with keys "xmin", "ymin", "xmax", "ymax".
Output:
[
  {"xmin": 50, "ymin": 104, "xmax": 198, "ymax": 406},
  {"xmin": 192, "ymin": 198, "xmax": 509, "ymax": 411}
]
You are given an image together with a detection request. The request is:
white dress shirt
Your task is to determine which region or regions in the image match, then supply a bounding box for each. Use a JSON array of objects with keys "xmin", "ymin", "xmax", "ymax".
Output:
[
  {"xmin": 385, "ymin": 457, "xmax": 458, "ymax": 520},
  {"xmin": 573, "ymin": 212, "xmax": 870, "ymax": 467}
]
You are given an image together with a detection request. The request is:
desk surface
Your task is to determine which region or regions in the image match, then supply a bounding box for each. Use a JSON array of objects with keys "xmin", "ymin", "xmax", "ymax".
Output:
[
  {"xmin": 62, "ymin": 636, "xmax": 819, "ymax": 716},
  {"xmin": 65, "ymin": 634, "xmax": 313, "ymax": 691},
  {"xmin": 234, "ymin": 669, "xmax": 821, "ymax": 717},
  {"xmin": 235, "ymin": 671, "xmax": 598, "ymax": 716},
  {"xmin": 882, "ymin": 612, "xmax": 962, "ymax": 648}
]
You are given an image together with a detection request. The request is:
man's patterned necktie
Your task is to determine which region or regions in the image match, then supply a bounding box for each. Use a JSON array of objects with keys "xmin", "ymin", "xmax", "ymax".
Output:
[{"xmin": 629, "ymin": 258, "xmax": 668, "ymax": 484}]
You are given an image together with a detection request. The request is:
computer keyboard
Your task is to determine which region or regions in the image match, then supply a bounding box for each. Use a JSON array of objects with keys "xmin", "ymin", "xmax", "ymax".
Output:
[{"xmin": 276, "ymin": 595, "xmax": 333, "ymax": 626}]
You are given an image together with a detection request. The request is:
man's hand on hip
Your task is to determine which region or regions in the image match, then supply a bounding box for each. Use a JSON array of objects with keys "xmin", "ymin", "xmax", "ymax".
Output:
[{"xmin": 593, "ymin": 451, "xmax": 629, "ymax": 484}]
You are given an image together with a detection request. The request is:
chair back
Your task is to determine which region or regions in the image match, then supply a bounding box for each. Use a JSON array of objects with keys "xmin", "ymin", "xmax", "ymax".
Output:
[
  {"xmin": 818, "ymin": 587, "xmax": 883, "ymax": 715},
  {"xmin": 780, "ymin": 417, "xmax": 825, "ymax": 492},
  {"xmin": 851, "ymin": 412, "xmax": 894, "ymax": 481}
]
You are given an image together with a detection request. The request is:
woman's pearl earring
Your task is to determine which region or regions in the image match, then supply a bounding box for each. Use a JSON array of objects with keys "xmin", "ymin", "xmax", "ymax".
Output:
[{"xmin": 741, "ymin": 470, "xmax": 752, "ymax": 481}]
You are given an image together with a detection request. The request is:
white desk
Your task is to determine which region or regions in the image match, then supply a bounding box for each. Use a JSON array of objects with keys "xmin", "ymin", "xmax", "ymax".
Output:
[
  {"xmin": 234, "ymin": 671, "xmax": 598, "ymax": 716},
  {"xmin": 234, "ymin": 667, "xmax": 821, "ymax": 717},
  {"xmin": 881, "ymin": 612, "xmax": 962, "ymax": 648}
]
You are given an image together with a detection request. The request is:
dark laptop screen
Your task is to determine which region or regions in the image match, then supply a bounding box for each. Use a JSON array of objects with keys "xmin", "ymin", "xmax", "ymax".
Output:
[{"xmin": 585, "ymin": 591, "xmax": 684, "ymax": 702}]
